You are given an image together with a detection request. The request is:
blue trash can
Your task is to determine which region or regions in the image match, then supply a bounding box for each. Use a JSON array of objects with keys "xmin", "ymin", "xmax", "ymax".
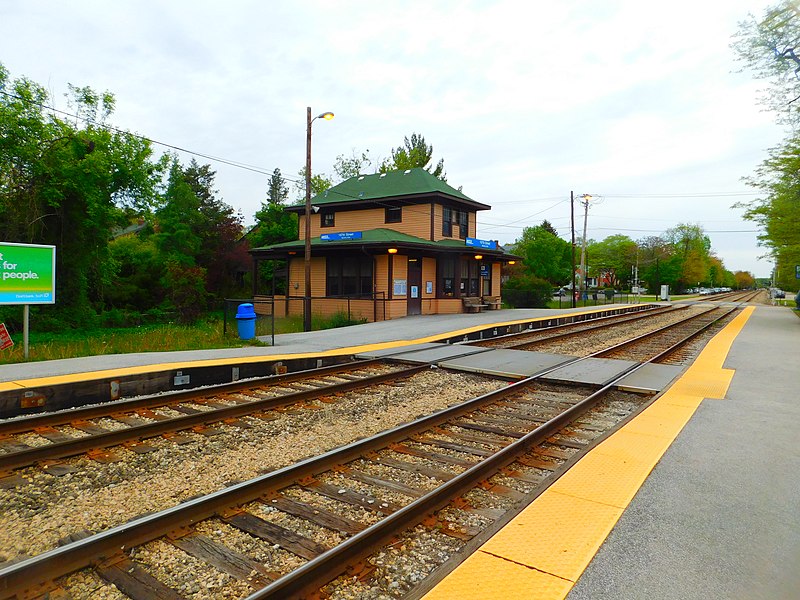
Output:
[{"xmin": 235, "ymin": 303, "xmax": 257, "ymax": 340}]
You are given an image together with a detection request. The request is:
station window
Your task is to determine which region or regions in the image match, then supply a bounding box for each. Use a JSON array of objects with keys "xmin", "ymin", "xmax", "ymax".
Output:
[
  {"xmin": 442, "ymin": 207, "xmax": 468, "ymax": 239},
  {"xmin": 321, "ymin": 212, "xmax": 335, "ymax": 227},
  {"xmin": 438, "ymin": 256, "xmax": 456, "ymax": 297},
  {"xmin": 385, "ymin": 207, "xmax": 402, "ymax": 223},
  {"xmin": 460, "ymin": 259, "xmax": 479, "ymax": 296},
  {"xmin": 326, "ymin": 255, "xmax": 373, "ymax": 297}
]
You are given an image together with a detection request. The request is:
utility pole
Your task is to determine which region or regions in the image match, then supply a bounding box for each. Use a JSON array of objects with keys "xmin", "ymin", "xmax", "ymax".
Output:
[
  {"xmin": 570, "ymin": 191, "xmax": 576, "ymax": 308},
  {"xmin": 578, "ymin": 194, "xmax": 593, "ymax": 301}
]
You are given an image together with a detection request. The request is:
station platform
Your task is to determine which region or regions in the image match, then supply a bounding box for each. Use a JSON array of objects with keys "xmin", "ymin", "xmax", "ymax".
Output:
[
  {"xmin": 1, "ymin": 302, "xmax": 796, "ymax": 599},
  {"xmin": 423, "ymin": 304, "xmax": 800, "ymax": 600},
  {"xmin": 0, "ymin": 305, "xmax": 647, "ymax": 387}
]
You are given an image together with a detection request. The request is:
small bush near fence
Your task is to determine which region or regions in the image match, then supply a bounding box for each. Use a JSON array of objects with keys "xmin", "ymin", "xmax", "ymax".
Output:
[{"xmin": 502, "ymin": 275, "xmax": 553, "ymax": 308}]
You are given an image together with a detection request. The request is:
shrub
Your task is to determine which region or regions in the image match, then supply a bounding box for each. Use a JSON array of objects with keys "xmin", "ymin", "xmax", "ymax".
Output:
[{"xmin": 502, "ymin": 275, "xmax": 553, "ymax": 308}]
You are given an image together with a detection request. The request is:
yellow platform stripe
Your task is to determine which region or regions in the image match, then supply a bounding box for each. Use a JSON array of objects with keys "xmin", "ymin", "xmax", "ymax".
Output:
[
  {"xmin": 424, "ymin": 305, "xmax": 755, "ymax": 599},
  {"xmin": 0, "ymin": 306, "xmax": 634, "ymax": 390}
]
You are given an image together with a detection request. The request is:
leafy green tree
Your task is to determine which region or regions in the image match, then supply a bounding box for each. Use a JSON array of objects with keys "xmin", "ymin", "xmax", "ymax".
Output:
[
  {"xmin": 663, "ymin": 223, "xmax": 712, "ymax": 290},
  {"xmin": 251, "ymin": 168, "xmax": 299, "ymax": 295},
  {"xmin": 181, "ymin": 159, "xmax": 244, "ymax": 294},
  {"xmin": 379, "ymin": 133, "xmax": 446, "ymax": 180},
  {"xmin": 586, "ymin": 234, "xmax": 637, "ymax": 289},
  {"xmin": 295, "ymin": 167, "xmax": 333, "ymax": 201},
  {"xmin": 733, "ymin": 2, "xmax": 800, "ymax": 126},
  {"xmin": 511, "ymin": 225, "xmax": 572, "ymax": 284},
  {"xmin": 734, "ymin": 3, "xmax": 800, "ymax": 290},
  {"xmin": 266, "ymin": 167, "xmax": 289, "ymax": 204},
  {"xmin": 0, "ymin": 63, "xmax": 161, "ymax": 327},
  {"xmin": 740, "ymin": 134, "xmax": 800, "ymax": 290},
  {"xmin": 105, "ymin": 234, "xmax": 165, "ymax": 312},
  {"xmin": 734, "ymin": 270, "xmax": 756, "ymax": 289},
  {"xmin": 334, "ymin": 149, "xmax": 372, "ymax": 181}
]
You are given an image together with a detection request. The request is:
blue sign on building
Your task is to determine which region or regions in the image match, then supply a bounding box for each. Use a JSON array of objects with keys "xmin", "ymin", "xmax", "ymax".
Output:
[
  {"xmin": 466, "ymin": 237, "xmax": 497, "ymax": 250},
  {"xmin": 320, "ymin": 231, "xmax": 363, "ymax": 242}
]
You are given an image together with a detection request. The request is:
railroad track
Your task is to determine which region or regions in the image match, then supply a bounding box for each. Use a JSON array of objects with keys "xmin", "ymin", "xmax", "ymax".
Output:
[
  {"xmin": 0, "ymin": 315, "xmax": 728, "ymax": 600},
  {"xmin": 473, "ymin": 304, "xmax": 686, "ymax": 350},
  {"xmin": 596, "ymin": 304, "xmax": 742, "ymax": 363},
  {"xmin": 0, "ymin": 361, "xmax": 420, "ymax": 480}
]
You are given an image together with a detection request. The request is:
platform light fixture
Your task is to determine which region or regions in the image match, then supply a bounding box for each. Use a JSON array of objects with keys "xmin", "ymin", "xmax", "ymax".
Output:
[
  {"xmin": 474, "ymin": 254, "xmax": 483, "ymax": 260},
  {"xmin": 388, "ymin": 248, "xmax": 398, "ymax": 254},
  {"xmin": 304, "ymin": 107, "xmax": 335, "ymax": 332}
]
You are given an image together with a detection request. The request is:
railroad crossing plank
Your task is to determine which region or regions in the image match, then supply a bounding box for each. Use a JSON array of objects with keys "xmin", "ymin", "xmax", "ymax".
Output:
[
  {"xmin": 97, "ymin": 557, "xmax": 186, "ymax": 600},
  {"xmin": 260, "ymin": 495, "xmax": 365, "ymax": 535},
  {"xmin": 224, "ymin": 511, "xmax": 329, "ymax": 561},
  {"xmin": 170, "ymin": 533, "xmax": 276, "ymax": 587}
]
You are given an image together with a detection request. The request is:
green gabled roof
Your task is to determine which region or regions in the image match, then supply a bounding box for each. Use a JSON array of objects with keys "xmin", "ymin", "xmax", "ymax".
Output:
[
  {"xmin": 251, "ymin": 228, "xmax": 517, "ymax": 257},
  {"xmin": 304, "ymin": 168, "xmax": 489, "ymax": 209}
]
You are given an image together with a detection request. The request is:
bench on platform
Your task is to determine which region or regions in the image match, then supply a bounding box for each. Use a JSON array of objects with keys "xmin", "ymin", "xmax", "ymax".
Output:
[
  {"xmin": 482, "ymin": 296, "xmax": 502, "ymax": 310},
  {"xmin": 462, "ymin": 296, "xmax": 488, "ymax": 313}
]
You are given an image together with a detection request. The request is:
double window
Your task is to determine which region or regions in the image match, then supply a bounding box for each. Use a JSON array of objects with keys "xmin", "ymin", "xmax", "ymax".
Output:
[
  {"xmin": 442, "ymin": 207, "xmax": 468, "ymax": 238},
  {"xmin": 321, "ymin": 211, "xmax": 335, "ymax": 227},
  {"xmin": 439, "ymin": 257, "xmax": 480, "ymax": 297},
  {"xmin": 326, "ymin": 255, "xmax": 373, "ymax": 297}
]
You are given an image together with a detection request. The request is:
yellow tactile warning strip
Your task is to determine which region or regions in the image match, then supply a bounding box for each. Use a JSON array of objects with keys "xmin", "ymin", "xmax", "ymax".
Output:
[
  {"xmin": 0, "ymin": 306, "xmax": 635, "ymax": 391},
  {"xmin": 424, "ymin": 305, "xmax": 755, "ymax": 600}
]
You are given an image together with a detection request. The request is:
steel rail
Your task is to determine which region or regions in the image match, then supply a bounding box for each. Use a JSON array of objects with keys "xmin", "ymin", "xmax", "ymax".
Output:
[
  {"xmin": 501, "ymin": 305, "xmax": 687, "ymax": 349},
  {"xmin": 0, "ymin": 359, "xmax": 384, "ymax": 437},
  {"xmin": 0, "ymin": 363, "xmax": 426, "ymax": 475},
  {"xmin": 593, "ymin": 304, "xmax": 733, "ymax": 358},
  {"xmin": 246, "ymin": 367, "xmax": 655, "ymax": 598},
  {"xmin": 0, "ymin": 351, "xmax": 599, "ymax": 598},
  {"xmin": 0, "ymin": 305, "xmax": 740, "ymax": 598},
  {"xmin": 474, "ymin": 303, "xmax": 669, "ymax": 347}
]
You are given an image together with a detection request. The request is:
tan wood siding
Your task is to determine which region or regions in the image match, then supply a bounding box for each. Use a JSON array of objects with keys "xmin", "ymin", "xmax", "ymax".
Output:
[
  {"xmin": 492, "ymin": 263, "xmax": 501, "ymax": 296},
  {"xmin": 374, "ymin": 254, "xmax": 389, "ymax": 296},
  {"xmin": 301, "ymin": 205, "xmax": 433, "ymax": 240},
  {"xmin": 422, "ymin": 257, "xmax": 436, "ymax": 298}
]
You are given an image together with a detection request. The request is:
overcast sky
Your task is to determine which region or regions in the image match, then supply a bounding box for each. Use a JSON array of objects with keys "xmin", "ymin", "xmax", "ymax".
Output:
[{"xmin": 0, "ymin": 0, "xmax": 784, "ymax": 277}]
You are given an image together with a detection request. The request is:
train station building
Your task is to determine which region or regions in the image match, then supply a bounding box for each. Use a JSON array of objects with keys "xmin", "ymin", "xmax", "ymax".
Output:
[{"xmin": 250, "ymin": 168, "xmax": 519, "ymax": 321}]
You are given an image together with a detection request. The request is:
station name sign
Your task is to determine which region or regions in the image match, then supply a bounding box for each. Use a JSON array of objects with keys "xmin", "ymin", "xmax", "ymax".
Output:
[
  {"xmin": 465, "ymin": 237, "xmax": 497, "ymax": 250},
  {"xmin": 0, "ymin": 242, "xmax": 56, "ymax": 305},
  {"xmin": 320, "ymin": 231, "xmax": 363, "ymax": 242}
]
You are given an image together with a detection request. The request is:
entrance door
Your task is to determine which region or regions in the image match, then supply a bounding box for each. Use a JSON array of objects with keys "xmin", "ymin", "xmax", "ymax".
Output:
[{"xmin": 407, "ymin": 256, "xmax": 422, "ymax": 315}]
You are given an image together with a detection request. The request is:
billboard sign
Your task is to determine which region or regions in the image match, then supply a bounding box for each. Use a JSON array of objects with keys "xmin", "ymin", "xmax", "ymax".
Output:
[{"xmin": 0, "ymin": 242, "xmax": 56, "ymax": 305}]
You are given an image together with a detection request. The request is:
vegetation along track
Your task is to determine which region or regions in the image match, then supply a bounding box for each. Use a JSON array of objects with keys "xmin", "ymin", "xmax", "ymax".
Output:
[{"xmin": 0, "ymin": 315, "xmax": 729, "ymax": 600}]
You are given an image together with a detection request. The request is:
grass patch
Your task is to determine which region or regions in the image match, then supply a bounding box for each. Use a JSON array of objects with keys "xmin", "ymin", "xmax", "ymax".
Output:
[{"xmin": 0, "ymin": 311, "xmax": 368, "ymax": 365}]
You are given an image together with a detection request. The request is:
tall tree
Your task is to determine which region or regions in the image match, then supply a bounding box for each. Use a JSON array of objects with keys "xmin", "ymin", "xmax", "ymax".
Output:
[
  {"xmin": 0, "ymin": 63, "xmax": 161, "ymax": 326},
  {"xmin": 295, "ymin": 166, "xmax": 333, "ymax": 201},
  {"xmin": 511, "ymin": 225, "xmax": 572, "ymax": 284},
  {"xmin": 733, "ymin": 2, "xmax": 800, "ymax": 126},
  {"xmin": 266, "ymin": 167, "xmax": 289, "ymax": 205},
  {"xmin": 587, "ymin": 234, "xmax": 638, "ymax": 289},
  {"xmin": 663, "ymin": 223, "xmax": 712, "ymax": 290},
  {"xmin": 734, "ymin": 3, "xmax": 800, "ymax": 289},
  {"xmin": 333, "ymin": 149, "xmax": 372, "ymax": 181},
  {"xmin": 379, "ymin": 133, "xmax": 446, "ymax": 180}
]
